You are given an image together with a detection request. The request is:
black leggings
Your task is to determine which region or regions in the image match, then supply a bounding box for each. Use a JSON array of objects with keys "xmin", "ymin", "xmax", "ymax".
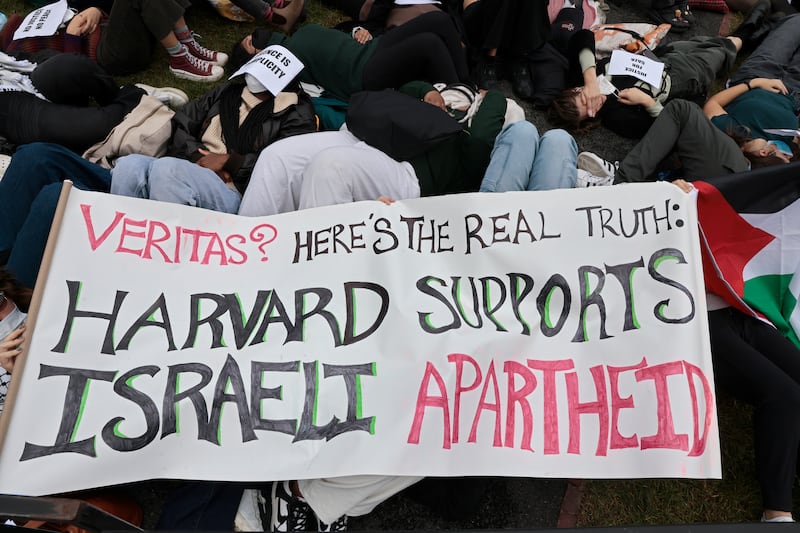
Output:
[
  {"xmin": 97, "ymin": 0, "xmax": 191, "ymax": 75},
  {"xmin": 362, "ymin": 10, "xmax": 469, "ymax": 89},
  {"xmin": 708, "ymin": 308, "xmax": 800, "ymax": 511},
  {"xmin": 461, "ymin": 0, "xmax": 550, "ymax": 54},
  {"xmin": 0, "ymin": 54, "xmax": 144, "ymax": 153}
]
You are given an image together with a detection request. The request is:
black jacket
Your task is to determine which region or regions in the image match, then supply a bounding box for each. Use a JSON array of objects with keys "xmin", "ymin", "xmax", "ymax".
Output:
[{"xmin": 168, "ymin": 83, "xmax": 317, "ymax": 194}]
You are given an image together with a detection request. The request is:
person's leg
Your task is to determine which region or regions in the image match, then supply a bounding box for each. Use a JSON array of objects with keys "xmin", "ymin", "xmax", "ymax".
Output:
[
  {"xmin": 732, "ymin": 14, "xmax": 800, "ymax": 91},
  {"xmin": 529, "ymin": 128, "xmax": 578, "ymax": 191},
  {"xmin": 0, "ymin": 143, "xmax": 112, "ymax": 285},
  {"xmin": 665, "ymin": 37, "xmax": 738, "ymax": 100},
  {"xmin": 370, "ymin": 10, "xmax": 469, "ymax": 82},
  {"xmin": 480, "ymin": 121, "xmax": 538, "ymax": 192},
  {"xmin": 238, "ymin": 131, "xmax": 361, "ymax": 217},
  {"xmin": 97, "ymin": 0, "xmax": 197, "ymax": 75},
  {"xmin": 364, "ymin": 33, "xmax": 462, "ymax": 88},
  {"xmin": 299, "ymin": 476, "xmax": 423, "ymax": 524},
  {"xmin": 112, "ymin": 155, "xmax": 242, "ymax": 213},
  {"xmin": 297, "ymin": 143, "xmax": 420, "ymax": 209},
  {"xmin": 708, "ymin": 309, "xmax": 800, "ymax": 516},
  {"xmin": 0, "ymin": 88, "xmax": 144, "ymax": 154},
  {"xmin": 615, "ymin": 100, "xmax": 744, "ymax": 183},
  {"xmin": 30, "ymin": 53, "xmax": 118, "ymax": 107}
]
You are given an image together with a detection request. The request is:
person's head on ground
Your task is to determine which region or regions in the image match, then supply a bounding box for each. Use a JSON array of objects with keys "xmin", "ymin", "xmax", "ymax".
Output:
[
  {"xmin": 730, "ymin": 127, "xmax": 799, "ymax": 167},
  {"xmin": 229, "ymin": 28, "xmax": 286, "ymax": 74},
  {"xmin": 548, "ymin": 86, "xmax": 603, "ymax": 133}
]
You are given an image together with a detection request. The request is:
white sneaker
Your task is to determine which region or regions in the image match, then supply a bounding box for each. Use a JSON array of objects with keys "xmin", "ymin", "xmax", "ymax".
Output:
[
  {"xmin": 576, "ymin": 168, "xmax": 614, "ymax": 187},
  {"xmin": 0, "ymin": 154, "xmax": 11, "ymax": 181},
  {"xmin": 761, "ymin": 513, "xmax": 795, "ymax": 523},
  {"xmin": 135, "ymin": 83, "xmax": 189, "ymax": 110},
  {"xmin": 578, "ymin": 151, "xmax": 618, "ymax": 179},
  {"xmin": 234, "ymin": 488, "xmax": 266, "ymax": 532}
]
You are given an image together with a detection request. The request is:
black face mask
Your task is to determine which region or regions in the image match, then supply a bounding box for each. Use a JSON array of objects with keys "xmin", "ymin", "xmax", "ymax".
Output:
[{"xmin": 252, "ymin": 28, "xmax": 273, "ymax": 51}]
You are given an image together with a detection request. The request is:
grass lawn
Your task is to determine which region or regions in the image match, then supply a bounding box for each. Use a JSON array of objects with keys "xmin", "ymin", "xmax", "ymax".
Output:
[{"xmin": 1, "ymin": 0, "xmax": 785, "ymax": 527}]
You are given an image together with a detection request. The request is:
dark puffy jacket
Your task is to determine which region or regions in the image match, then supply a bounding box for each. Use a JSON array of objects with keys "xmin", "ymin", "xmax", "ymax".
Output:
[{"xmin": 168, "ymin": 82, "xmax": 317, "ymax": 194}]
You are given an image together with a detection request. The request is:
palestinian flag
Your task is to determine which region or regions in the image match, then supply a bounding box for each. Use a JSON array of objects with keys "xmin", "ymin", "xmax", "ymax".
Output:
[{"xmin": 695, "ymin": 161, "xmax": 800, "ymax": 347}]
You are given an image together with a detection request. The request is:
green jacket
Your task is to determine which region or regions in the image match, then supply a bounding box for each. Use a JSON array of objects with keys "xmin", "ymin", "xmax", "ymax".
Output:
[
  {"xmin": 274, "ymin": 25, "xmax": 380, "ymax": 102},
  {"xmin": 399, "ymin": 81, "xmax": 508, "ymax": 196}
]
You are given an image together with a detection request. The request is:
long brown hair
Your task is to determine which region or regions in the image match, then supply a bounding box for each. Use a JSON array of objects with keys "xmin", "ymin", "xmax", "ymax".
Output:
[
  {"xmin": 728, "ymin": 127, "xmax": 800, "ymax": 169},
  {"xmin": 0, "ymin": 268, "xmax": 32, "ymax": 312}
]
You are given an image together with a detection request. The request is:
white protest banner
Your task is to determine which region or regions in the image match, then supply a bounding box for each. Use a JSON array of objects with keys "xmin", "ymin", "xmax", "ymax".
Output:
[
  {"xmin": 394, "ymin": 0, "xmax": 441, "ymax": 5},
  {"xmin": 608, "ymin": 49, "xmax": 665, "ymax": 88},
  {"xmin": 0, "ymin": 184, "xmax": 718, "ymax": 496},
  {"xmin": 12, "ymin": 0, "xmax": 70, "ymax": 40},
  {"xmin": 229, "ymin": 45, "xmax": 303, "ymax": 96}
]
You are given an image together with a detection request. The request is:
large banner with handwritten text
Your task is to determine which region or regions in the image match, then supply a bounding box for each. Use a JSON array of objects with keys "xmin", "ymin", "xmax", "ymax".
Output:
[{"xmin": 0, "ymin": 184, "xmax": 718, "ymax": 496}]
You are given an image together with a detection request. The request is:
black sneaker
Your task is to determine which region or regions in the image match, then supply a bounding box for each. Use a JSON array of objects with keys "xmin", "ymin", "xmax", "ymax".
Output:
[
  {"xmin": 731, "ymin": 0, "xmax": 776, "ymax": 51},
  {"xmin": 477, "ymin": 58, "xmax": 500, "ymax": 90},
  {"xmin": 318, "ymin": 515, "xmax": 348, "ymax": 532},
  {"xmin": 677, "ymin": 2, "xmax": 696, "ymax": 24},
  {"xmin": 649, "ymin": 4, "xmax": 691, "ymax": 33},
  {"xmin": 269, "ymin": 481, "xmax": 314, "ymax": 532},
  {"xmin": 510, "ymin": 61, "xmax": 535, "ymax": 100}
]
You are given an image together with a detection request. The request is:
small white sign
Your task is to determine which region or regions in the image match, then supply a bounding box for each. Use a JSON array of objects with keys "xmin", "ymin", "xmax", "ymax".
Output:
[
  {"xmin": 12, "ymin": 0, "xmax": 70, "ymax": 40},
  {"xmin": 607, "ymin": 49, "xmax": 665, "ymax": 89},
  {"xmin": 230, "ymin": 45, "xmax": 304, "ymax": 96}
]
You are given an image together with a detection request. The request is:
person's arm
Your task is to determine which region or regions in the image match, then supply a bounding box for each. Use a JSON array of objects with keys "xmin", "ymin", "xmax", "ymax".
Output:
[
  {"xmin": 0, "ymin": 326, "xmax": 24, "ymax": 374},
  {"xmin": 168, "ymin": 86, "xmax": 226, "ymax": 161},
  {"xmin": 65, "ymin": 6, "xmax": 103, "ymax": 35},
  {"xmin": 703, "ymin": 78, "xmax": 788, "ymax": 119},
  {"xmin": 564, "ymin": 30, "xmax": 604, "ymax": 117}
]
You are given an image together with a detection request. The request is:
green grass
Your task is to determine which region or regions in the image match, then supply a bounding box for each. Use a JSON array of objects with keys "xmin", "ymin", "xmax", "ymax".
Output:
[
  {"xmin": 1, "ymin": 0, "xmax": 346, "ymax": 100},
  {"xmin": 0, "ymin": 0, "xmax": 775, "ymax": 526},
  {"xmin": 578, "ymin": 392, "xmax": 800, "ymax": 526}
]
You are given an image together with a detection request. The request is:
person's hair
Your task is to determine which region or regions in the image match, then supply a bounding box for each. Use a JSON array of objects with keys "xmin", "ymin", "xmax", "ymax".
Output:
[
  {"xmin": 548, "ymin": 88, "xmax": 601, "ymax": 134},
  {"xmin": 729, "ymin": 127, "xmax": 800, "ymax": 169},
  {"xmin": 0, "ymin": 268, "xmax": 32, "ymax": 312},
  {"xmin": 228, "ymin": 38, "xmax": 256, "ymax": 75}
]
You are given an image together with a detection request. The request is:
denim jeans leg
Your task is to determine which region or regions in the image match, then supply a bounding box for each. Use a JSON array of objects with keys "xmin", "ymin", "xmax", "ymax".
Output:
[
  {"xmin": 479, "ymin": 121, "xmax": 539, "ymax": 193},
  {"xmin": 529, "ymin": 128, "xmax": 578, "ymax": 191},
  {"xmin": 147, "ymin": 157, "xmax": 242, "ymax": 214},
  {"xmin": 110, "ymin": 154, "xmax": 157, "ymax": 199},
  {"xmin": 6, "ymin": 183, "xmax": 62, "ymax": 289},
  {"xmin": 0, "ymin": 142, "xmax": 111, "ymax": 256}
]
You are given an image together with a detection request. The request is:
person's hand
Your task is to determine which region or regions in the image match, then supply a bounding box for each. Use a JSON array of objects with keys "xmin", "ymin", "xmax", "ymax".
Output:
[
  {"xmin": 377, "ymin": 196, "xmax": 395, "ymax": 205},
  {"xmin": 0, "ymin": 325, "xmax": 24, "ymax": 374},
  {"xmin": 750, "ymin": 78, "xmax": 788, "ymax": 94},
  {"xmin": 423, "ymin": 90, "xmax": 446, "ymax": 112},
  {"xmin": 197, "ymin": 149, "xmax": 232, "ymax": 183},
  {"xmin": 672, "ymin": 179, "xmax": 693, "ymax": 193},
  {"xmin": 617, "ymin": 87, "xmax": 656, "ymax": 108},
  {"xmin": 353, "ymin": 28, "xmax": 373, "ymax": 44},
  {"xmin": 66, "ymin": 7, "xmax": 102, "ymax": 36},
  {"xmin": 580, "ymin": 79, "xmax": 605, "ymax": 118}
]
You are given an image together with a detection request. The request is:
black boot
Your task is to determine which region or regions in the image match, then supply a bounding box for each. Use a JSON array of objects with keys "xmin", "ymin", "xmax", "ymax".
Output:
[
  {"xmin": 731, "ymin": 0, "xmax": 773, "ymax": 50},
  {"xmin": 510, "ymin": 61, "xmax": 534, "ymax": 100},
  {"xmin": 476, "ymin": 56, "xmax": 500, "ymax": 90}
]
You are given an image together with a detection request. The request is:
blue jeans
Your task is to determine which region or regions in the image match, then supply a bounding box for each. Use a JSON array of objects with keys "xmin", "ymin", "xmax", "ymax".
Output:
[
  {"xmin": 111, "ymin": 155, "xmax": 242, "ymax": 214},
  {"xmin": 0, "ymin": 143, "xmax": 112, "ymax": 288},
  {"xmin": 479, "ymin": 121, "xmax": 578, "ymax": 192}
]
